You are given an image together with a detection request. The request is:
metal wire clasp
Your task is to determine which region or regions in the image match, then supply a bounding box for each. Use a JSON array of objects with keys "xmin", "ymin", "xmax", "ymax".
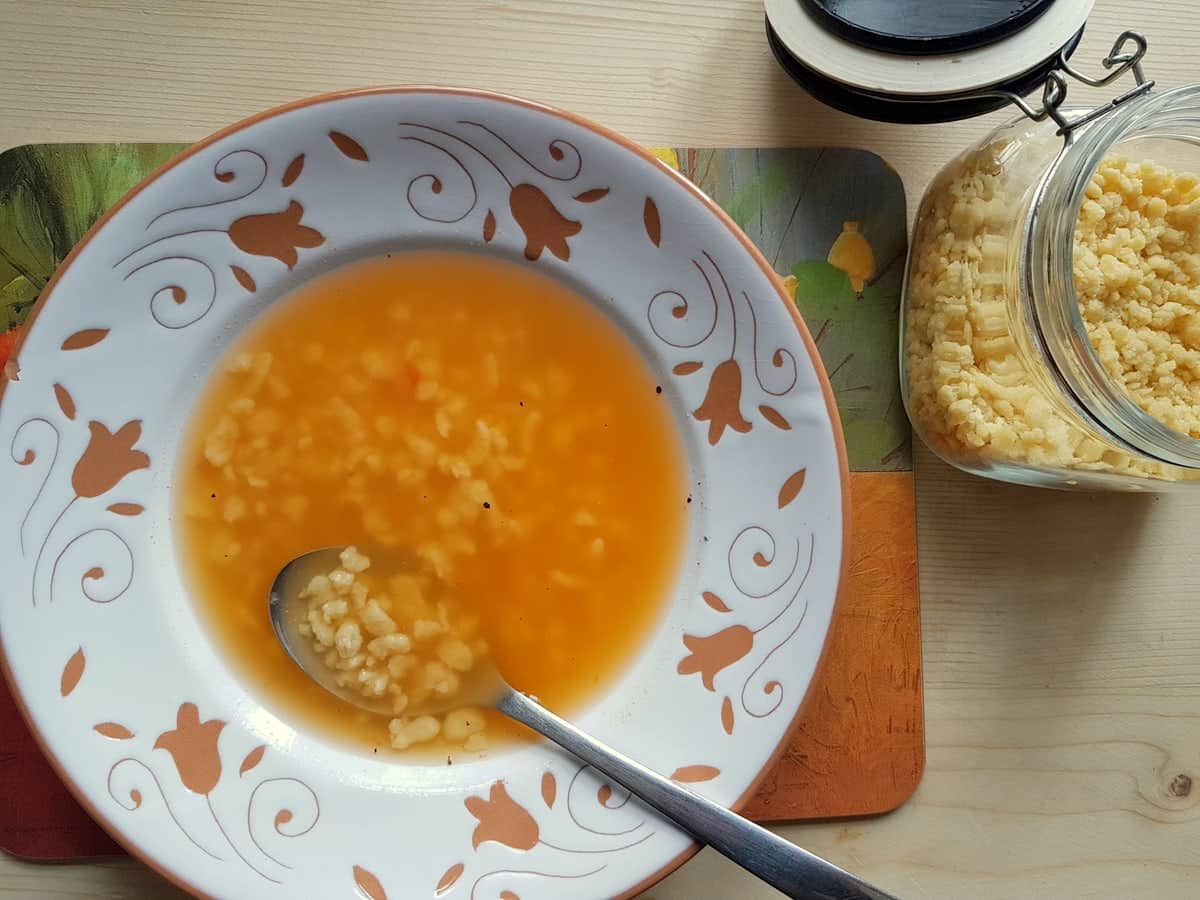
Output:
[{"xmin": 986, "ymin": 31, "xmax": 1154, "ymax": 142}]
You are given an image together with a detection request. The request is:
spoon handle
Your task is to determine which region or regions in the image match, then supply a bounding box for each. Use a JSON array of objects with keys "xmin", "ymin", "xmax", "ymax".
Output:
[{"xmin": 497, "ymin": 690, "xmax": 899, "ymax": 900}]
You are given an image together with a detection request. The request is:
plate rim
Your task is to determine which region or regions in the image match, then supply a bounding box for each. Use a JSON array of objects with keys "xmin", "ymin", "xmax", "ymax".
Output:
[{"xmin": 0, "ymin": 84, "xmax": 851, "ymax": 899}]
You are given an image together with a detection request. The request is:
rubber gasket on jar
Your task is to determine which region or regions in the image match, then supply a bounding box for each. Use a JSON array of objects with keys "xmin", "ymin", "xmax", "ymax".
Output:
[{"xmin": 764, "ymin": 0, "xmax": 1094, "ymax": 98}]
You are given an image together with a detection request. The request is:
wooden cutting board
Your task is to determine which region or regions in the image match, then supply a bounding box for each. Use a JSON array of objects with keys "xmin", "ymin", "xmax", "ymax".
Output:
[{"xmin": 0, "ymin": 143, "xmax": 923, "ymax": 859}]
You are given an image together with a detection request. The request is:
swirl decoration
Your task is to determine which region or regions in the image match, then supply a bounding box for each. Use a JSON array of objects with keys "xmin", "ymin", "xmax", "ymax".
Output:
[
  {"xmin": 562, "ymin": 766, "xmax": 646, "ymax": 841},
  {"xmin": 30, "ymin": 497, "xmax": 74, "ymax": 609},
  {"xmin": 107, "ymin": 758, "xmax": 223, "ymax": 860},
  {"xmin": 398, "ymin": 121, "xmax": 513, "ymax": 185},
  {"xmin": 247, "ymin": 777, "xmax": 321, "ymax": 869},
  {"xmin": 741, "ymin": 599, "xmax": 811, "ymax": 719},
  {"xmin": 144, "ymin": 149, "xmax": 269, "ymax": 230},
  {"xmin": 205, "ymin": 793, "xmax": 280, "ymax": 884},
  {"xmin": 122, "ymin": 255, "xmax": 217, "ymax": 330},
  {"xmin": 647, "ymin": 258, "xmax": 721, "ymax": 349},
  {"xmin": 51, "ymin": 527, "xmax": 134, "ymax": 605},
  {"xmin": 459, "ymin": 119, "xmax": 583, "ymax": 181},
  {"xmin": 10, "ymin": 417, "xmax": 59, "ymax": 556},
  {"xmin": 727, "ymin": 526, "xmax": 800, "ymax": 600},
  {"xmin": 744, "ymin": 289, "xmax": 798, "ymax": 396},
  {"xmin": 470, "ymin": 865, "xmax": 605, "ymax": 900},
  {"xmin": 740, "ymin": 532, "xmax": 816, "ymax": 719},
  {"xmin": 395, "ymin": 132, "xmax": 480, "ymax": 223}
]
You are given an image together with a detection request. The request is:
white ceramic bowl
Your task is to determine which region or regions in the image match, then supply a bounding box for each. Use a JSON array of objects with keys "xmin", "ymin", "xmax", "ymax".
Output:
[{"xmin": 0, "ymin": 88, "xmax": 847, "ymax": 899}]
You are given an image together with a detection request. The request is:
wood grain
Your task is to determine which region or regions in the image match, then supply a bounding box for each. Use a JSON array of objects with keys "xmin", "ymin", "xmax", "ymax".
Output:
[{"xmin": 2, "ymin": 1, "xmax": 1200, "ymax": 898}]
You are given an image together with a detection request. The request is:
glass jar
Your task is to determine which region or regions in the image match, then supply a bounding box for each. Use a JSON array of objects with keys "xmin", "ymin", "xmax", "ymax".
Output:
[{"xmin": 901, "ymin": 73, "xmax": 1200, "ymax": 490}]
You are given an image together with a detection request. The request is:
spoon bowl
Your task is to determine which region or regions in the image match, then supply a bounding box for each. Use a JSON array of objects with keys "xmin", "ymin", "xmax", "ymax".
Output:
[{"xmin": 268, "ymin": 545, "xmax": 508, "ymax": 718}]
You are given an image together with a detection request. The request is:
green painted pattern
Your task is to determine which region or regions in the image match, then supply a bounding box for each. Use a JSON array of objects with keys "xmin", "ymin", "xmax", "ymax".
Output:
[{"xmin": 0, "ymin": 143, "xmax": 186, "ymax": 329}]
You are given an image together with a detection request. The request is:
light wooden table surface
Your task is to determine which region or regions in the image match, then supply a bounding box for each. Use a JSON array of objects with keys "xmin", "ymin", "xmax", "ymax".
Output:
[{"xmin": 2, "ymin": 1, "xmax": 1199, "ymax": 898}]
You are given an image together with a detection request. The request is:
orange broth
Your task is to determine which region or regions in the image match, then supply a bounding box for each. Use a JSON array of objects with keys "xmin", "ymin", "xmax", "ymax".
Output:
[{"xmin": 175, "ymin": 251, "xmax": 688, "ymax": 754}]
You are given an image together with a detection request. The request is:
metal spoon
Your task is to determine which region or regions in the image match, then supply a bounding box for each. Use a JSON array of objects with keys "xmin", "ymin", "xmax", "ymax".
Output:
[{"xmin": 270, "ymin": 547, "xmax": 899, "ymax": 900}]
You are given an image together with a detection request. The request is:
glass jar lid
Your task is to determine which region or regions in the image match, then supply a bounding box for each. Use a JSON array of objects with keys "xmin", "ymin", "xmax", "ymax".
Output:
[{"xmin": 765, "ymin": 0, "xmax": 1095, "ymax": 122}]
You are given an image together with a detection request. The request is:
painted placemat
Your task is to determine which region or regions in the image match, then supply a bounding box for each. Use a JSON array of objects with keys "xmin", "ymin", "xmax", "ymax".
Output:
[{"xmin": 0, "ymin": 142, "xmax": 922, "ymax": 860}]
